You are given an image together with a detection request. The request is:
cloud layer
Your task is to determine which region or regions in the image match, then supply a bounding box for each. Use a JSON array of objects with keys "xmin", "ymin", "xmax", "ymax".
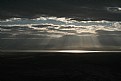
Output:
[{"xmin": 0, "ymin": 16, "xmax": 121, "ymax": 38}]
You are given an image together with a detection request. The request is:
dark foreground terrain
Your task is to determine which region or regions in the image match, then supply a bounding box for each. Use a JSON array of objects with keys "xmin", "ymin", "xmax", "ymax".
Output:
[{"xmin": 0, "ymin": 52, "xmax": 121, "ymax": 81}]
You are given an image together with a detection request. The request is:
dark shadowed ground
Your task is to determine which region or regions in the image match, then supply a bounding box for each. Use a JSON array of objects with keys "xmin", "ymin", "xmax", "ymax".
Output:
[{"xmin": 0, "ymin": 52, "xmax": 121, "ymax": 81}]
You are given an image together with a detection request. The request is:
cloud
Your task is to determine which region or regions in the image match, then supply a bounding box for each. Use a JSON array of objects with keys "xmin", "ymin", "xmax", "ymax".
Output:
[
  {"xmin": 106, "ymin": 7, "xmax": 121, "ymax": 13},
  {"xmin": 0, "ymin": 16, "xmax": 121, "ymax": 38}
]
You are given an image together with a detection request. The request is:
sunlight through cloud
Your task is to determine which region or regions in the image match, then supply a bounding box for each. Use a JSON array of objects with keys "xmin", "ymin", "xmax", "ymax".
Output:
[{"xmin": 0, "ymin": 16, "xmax": 121, "ymax": 38}]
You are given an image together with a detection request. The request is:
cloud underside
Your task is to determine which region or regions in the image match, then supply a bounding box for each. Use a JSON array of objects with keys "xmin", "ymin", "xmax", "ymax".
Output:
[{"xmin": 0, "ymin": 16, "xmax": 121, "ymax": 38}]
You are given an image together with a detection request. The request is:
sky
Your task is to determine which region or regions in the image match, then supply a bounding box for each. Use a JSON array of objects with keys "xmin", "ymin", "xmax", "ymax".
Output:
[
  {"xmin": 0, "ymin": 0, "xmax": 121, "ymax": 51},
  {"xmin": 0, "ymin": 0, "xmax": 121, "ymax": 20}
]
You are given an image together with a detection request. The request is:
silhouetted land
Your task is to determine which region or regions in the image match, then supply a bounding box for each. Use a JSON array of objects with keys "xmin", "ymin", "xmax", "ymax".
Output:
[{"xmin": 0, "ymin": 52, "xmax": 121, "ymax": 81}]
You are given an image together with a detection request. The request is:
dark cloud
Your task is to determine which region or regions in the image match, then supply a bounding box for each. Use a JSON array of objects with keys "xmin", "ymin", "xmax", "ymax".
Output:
[{"xmin": 0, "ymin": 0, "xmax": 121, "ymax": 20}]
